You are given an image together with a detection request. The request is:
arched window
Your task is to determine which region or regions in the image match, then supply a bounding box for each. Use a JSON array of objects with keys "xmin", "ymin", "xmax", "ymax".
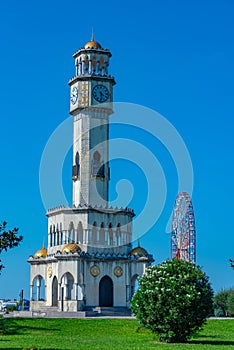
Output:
[
  {"xmin": 92, "ymin": 151, "xmax": 104, "ymax": 177},
  {"xmin": 99, "ymin": 222, "xmax": 105, "ymax": 245},
  {"xmin": 92, "ymin": 222, "xmax": 97, "ymax": 244},
  {"xmin": 72, "ymin": 151, "xmax": 80, "ymax": 181},
  {"xmin": 32, "ymin": 275, "xmax": 46, "ymax": 301},
  {"xmin": 94, "ymin": 150, "xmax": 100, "ymax": 161},
  {"xmin": 77, "ymin": 222, "xmax": 83, "ymax": 244}
]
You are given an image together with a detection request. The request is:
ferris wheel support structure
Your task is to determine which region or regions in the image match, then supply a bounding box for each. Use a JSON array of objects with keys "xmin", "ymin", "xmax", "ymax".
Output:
[{"xmin": 171, "ymin": 192, "xmax": 196, "ymax": 263}]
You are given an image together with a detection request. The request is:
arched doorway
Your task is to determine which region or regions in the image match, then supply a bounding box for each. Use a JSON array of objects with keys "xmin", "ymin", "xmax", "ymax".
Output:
[
  {"xmin": 61, "ymin": 272, "xmax": 74, "ymax": 300},
  {"xmin": 99, "ymin": 276, "xmax": 113, "ymax": 307},
  {"xmin": 52, "ymin": 276, "xmax": 58, "ymax": 306}
]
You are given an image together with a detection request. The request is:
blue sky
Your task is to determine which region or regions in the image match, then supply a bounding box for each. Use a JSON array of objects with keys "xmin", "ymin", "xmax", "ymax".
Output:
[{"xmin": 0, "ymin": 0, "xmax": 234, "ymax": 299}]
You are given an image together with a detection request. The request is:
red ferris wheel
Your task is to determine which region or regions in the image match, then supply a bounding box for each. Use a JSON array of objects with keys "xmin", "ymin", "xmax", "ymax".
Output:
[{"xmin": 171, "ymin": 192, "xmax": 196, "ymax": 263}]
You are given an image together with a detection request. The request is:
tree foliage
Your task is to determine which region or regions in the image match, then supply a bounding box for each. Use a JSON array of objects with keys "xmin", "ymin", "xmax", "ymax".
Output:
[
  {"xmin": 131, "ymin": 259, "xmax": 214, "ymax": 343},
  {"xmin": 230, "ymin": 259, "xmax": 234, "ymax": 269},
  {"xmin": 214, "ymin": 289, "xmax": 234, "ymax": 317},
  {"xmin": 0, "ymin": 221, "xmax": 23, "ymax": 272},
  {"xmin": 227, "ymin": 290, "xmax": 234, "ymax": 316}
]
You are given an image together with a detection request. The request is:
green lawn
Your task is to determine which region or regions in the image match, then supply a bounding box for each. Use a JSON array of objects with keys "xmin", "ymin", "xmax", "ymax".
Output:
[{"xmin": 0, "ymin": 318, "xmax": 234, "ymax": 350}]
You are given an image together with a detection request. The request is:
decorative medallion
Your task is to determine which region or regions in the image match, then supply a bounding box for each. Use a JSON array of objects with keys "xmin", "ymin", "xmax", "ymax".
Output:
[
  {"xmin": 48, "ymin": 267, "xmax": 52, "ymax": 278},
  {"xmin": 114, "ymin": 266, "xmax": 123, "ymax": 277},
  {"xmin": 90, "ymin": 265, "xmax": 100, "ymax": 277}
]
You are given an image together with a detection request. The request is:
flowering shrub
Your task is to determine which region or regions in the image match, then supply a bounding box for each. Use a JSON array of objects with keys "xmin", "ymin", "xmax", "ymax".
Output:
[{"xmin": 131, "ymin": 259, "xmax": 213, "ymax": 343}]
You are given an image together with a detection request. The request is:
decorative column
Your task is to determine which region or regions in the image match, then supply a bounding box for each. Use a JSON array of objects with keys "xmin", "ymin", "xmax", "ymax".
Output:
[
  {"xmin": 64, "ymin": 230, "xmax": 69, "ymax": 244},
  {"xmin": 48, "ymin": 232, "xmax": 52, "ymax": 248},
  {"xmin": 65, "ymin": 284, "xmax": 69, "ymax": 300},
  {"xmin": 58, "ymin": 283, "xmax": 62, "ymax": 300},
  {"xmin": 78, "ymin": 61, "xmax": 82, "ymax": 76},
  {"xmin": 74, "ymin": 229, "xmax": 78, "ymax": 244},
  {"xmin": 75, "ymin": 283, "xmax": 79, "ymax": 300},
  {"xmin": 85, "ymin": 229, "xmax": 89, "ymax": 244},
  {"xmin": 30, "ymin": 284, "xmax": 33, "ymax": 301},
  {"xmin": 36, "ymin": 279, "xmax": 41, "ymax": 301}
]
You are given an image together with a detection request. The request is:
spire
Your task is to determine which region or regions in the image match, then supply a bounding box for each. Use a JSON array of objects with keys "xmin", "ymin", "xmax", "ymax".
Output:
[
  {"xmin": 91, "ymin": 27, "xmax": 94, "ymax": 42},
  {"xmin": 137, "ymin": 239, "xmax": 140, "ymax": 248}
]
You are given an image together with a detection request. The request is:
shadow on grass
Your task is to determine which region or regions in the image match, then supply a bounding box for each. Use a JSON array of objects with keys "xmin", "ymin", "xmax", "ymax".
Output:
[
  {"xmin": 189, "ymin": 340, "xmax": 234, "ymax": 346},
  {"xmin": 188, "ymin": 335, "xmax": 234, "ymax": 346},
  {"xmin": 0, "ymin": 317, "xmax": 58, "ymax": 336}
]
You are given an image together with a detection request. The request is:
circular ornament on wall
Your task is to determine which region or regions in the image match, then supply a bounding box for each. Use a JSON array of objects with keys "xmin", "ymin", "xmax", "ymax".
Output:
[
  {"xmin": 114, "ymin": 266, "xmax": 123, "ymax": 277},
  {"xmin": 90, "ymin": 265, "xmax": 100, "ymax": 277},
  {"xmin": 48, "ymin": 267, "xmax": 53, "ymax": 278}
]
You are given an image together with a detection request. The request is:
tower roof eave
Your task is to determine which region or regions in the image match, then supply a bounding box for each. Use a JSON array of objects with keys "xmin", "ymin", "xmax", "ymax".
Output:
[
  {"xmin": 46, "ymin": 205, "xmax": 135, "ymax": 218},
  {"xmin": 68, "ymin": 74, "xmax": 116, "ymax": 86},
  {"xmin": 73, "ymin": 47, "xmax": 112, "ymax": 59}
]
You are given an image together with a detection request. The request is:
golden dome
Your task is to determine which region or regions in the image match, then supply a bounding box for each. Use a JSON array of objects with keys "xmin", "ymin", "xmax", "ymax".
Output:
[
  {"xmin": 84, "ymin": 40, "xmax": 102, "ymax": 49},
  {"xmin": 62, "ymin": 243, "xmax": 81, "ymax": 254},
  {"xmin": 130, "ymin": 246, "xmax": 148, "ymax": 257},
  {"xmin": 34, "ymin": 247, "xmax": 47, "ymax": 259},
  {"xmin": 84, "ymin": 30, "xmax": 102, "ymax": 49}
]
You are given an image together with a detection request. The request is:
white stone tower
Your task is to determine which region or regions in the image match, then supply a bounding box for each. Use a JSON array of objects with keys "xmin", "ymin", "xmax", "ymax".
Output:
[
  {"xmin": 70, "ymin": 33, "xmax": 113, "ymax": 208},
  {"xmin": 28, "ymin": 35, "xmax": 154, "ymax": 315}
]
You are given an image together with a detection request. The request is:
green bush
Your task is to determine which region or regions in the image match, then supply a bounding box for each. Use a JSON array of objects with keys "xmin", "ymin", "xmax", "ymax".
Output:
[
  {"xmin": 6, "ymin": 305, "xmax": 17, "ymax": 312},
  {"xmin": 131, "ymin": 259, "xmax": 214, "ymax": 343}
]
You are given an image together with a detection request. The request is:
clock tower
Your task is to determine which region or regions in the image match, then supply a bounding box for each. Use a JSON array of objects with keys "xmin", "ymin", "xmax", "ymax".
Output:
[
  {"xmin": 68, "ymin": 34, "xmax": 115, "ymax": 207},
  {"xmin": 28, "ymin": 35, "xmax": 153, "ymax": 316}
]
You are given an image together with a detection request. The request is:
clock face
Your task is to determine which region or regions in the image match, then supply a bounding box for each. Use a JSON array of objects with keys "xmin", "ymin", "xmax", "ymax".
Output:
[
  {"xmin": 70, "ymin": 86, "xmax": 78, "ymax": 105},
  {"xmin": 92, "ymin": 85, "xmax": 109, "ymax": 103}
]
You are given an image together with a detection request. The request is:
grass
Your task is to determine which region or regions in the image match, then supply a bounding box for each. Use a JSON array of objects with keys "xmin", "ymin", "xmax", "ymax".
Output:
[{"xmin": 0, "ymin": 318, "xmax": 234, "ymax": 350}]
